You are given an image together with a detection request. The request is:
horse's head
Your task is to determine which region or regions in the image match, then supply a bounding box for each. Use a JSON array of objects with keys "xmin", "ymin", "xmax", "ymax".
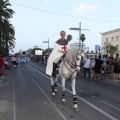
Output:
[
  {"xmin": 74, "ymin": 49, "xmax": 81, "ymax": 71},
  {"xmin": 66, "ymin": 47, "xmax": 82, "ymax": 72}
]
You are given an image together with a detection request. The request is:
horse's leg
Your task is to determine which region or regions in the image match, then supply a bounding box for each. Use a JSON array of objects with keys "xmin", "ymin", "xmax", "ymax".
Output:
[
  {"xmin": 71, "ymin": 78, "xmax": 78, "ymax": 111},
  {"xmin": 54, "ymin": 77, "xmax": 58, "ymax": 93},
  {"xmin": 51, "ymin": 77, "xmax": 55, "ymax": 97},
  {"xmin": 61, "ymin": 77, "xmax": 66, "ymax": 103}
]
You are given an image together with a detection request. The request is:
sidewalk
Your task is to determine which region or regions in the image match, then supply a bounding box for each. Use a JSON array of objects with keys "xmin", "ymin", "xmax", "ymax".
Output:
[
  {"xmin": 78, "ymin": 72, "xmax": 120, "ymax": 86},
  {"xmin": 101, "ymin": 73, "xmax": 120, "ymax": 85},
  {"xmin": 104, "ymin": 78, "xmax": 120, "ymax": 85}
]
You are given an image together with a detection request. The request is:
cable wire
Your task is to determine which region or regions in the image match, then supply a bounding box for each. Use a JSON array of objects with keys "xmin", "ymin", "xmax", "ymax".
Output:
[{"xmin": 10, "ymin": 2, "xmax": 120, "ymax": 23}]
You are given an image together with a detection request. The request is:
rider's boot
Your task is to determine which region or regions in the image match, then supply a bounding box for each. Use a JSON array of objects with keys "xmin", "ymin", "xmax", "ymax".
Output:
[{"xmin": 52, "ymin": 62, "xmax": 57, "ymax": 78}]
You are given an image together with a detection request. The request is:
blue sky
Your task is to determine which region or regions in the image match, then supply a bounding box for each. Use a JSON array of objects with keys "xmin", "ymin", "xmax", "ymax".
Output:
[{"xmin": 10, "ymin": 0, "xmax": 120, "ymax": 52}]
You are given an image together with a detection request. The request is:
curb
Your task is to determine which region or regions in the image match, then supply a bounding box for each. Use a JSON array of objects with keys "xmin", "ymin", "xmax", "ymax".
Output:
[{"xmin": 105, "ymin": 79, "xmax": 120, "ymax": 85}]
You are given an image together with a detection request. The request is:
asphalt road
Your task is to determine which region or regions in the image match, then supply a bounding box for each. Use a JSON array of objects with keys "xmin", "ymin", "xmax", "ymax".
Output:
[{"xmin": 0, "ymin": 61, "xmax": 120, "ymax": 120}]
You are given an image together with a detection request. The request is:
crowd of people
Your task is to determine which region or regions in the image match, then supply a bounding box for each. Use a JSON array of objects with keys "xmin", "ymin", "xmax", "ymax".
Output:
[
  {"xmin": 0, "ymin": 54, "xmax": 46, "ymax": 75},
  {"xmin": 31, "ymin": 55, "xmax": 48, "ymax": 64},
  {"xmin": 81, "ymin": 53, "xmax": 120, "ymax": 80},
  {"xmin": 0, "ymin": 55, "xmax": 30, "ymax": 75},
  {"xmin": 1, "ymin": 52, "xmax": 120, "ymax": 81}
]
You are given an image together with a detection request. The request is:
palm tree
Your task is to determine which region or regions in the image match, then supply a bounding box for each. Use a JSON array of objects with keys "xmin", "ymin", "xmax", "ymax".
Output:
[
  {"xmin": 2, "ymin": 19, "xmax": 15, "ymax": 56},
  {"xmin": 102, "ymin": 42, "xmax": 119, "ymax": 55},
  {"xmin": 0, "ymin": 0, "xmax": 15, "ymax": 54},
  {"xmin": 67, "ymin": 34, "xmax": 72, "ymax": 41},
  {"xmin": 80, "ymin": 34, "xmax": 86, "ymax": 51}
]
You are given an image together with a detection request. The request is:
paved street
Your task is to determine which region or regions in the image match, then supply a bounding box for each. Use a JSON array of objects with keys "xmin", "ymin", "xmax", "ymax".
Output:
[{"xmin": 0, "ymin": 62, "xmax": 120, "ymax": 120}]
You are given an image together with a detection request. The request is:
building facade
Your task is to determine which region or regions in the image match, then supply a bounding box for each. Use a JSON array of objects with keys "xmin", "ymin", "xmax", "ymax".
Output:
[{"xmin": 101, "ymin": 28, "xmax": 120, "ymax": 53}]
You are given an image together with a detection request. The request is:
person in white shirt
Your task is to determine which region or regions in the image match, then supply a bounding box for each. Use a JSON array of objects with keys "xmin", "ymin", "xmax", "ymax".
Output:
[
  {"xmin": 84, "ymin": 55, "xmax": 91, "ymax": 80},
  {"xmin": 101, "ymin": 55, "xmax": 106, "ymax": 67},
  {"xmin": 11, "ymin": 56, "xmax": 15, "ymax": 65}
]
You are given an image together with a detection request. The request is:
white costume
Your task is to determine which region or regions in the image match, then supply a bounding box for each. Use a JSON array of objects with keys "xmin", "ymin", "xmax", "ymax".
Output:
[{"xmin": 46, "ymin": 39, "xmax": 68, "ymax": 76}]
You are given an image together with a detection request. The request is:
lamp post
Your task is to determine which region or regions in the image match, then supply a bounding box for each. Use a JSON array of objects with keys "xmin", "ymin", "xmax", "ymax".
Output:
[
  {"xmin": 43, "ymin": 38, "xmax": 50, "ymax": 55},
  {"xmin": 69, "ymin": 22, "xmax": 90, "ymax": 50}
]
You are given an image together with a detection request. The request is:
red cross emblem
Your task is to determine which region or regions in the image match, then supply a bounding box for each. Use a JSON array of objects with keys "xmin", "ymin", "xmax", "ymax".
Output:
[{"xmin": 62, "ymin": 45, "xmax": 67, "ymax": 52}]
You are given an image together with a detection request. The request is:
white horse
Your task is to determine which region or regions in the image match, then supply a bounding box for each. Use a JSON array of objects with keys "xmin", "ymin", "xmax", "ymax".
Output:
[{"xmin": 51, "ymin": 47, "xmax": 82, "ymax": 111}]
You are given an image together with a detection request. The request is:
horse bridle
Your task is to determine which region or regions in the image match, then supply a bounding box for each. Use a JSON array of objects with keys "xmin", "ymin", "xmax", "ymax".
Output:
[{"xmin": 64, "ymin": 54, "xmax": 81, "ymax": 70}]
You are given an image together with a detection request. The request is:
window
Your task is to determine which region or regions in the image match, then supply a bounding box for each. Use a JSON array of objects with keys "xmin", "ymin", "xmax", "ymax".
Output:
[
  {"xmin": 116, "ymin": 36, "xmax": 119, "ymax": 41},
  {"xmin": 111, "ymin": 37, "xmax": 114, "ymax": 42}
]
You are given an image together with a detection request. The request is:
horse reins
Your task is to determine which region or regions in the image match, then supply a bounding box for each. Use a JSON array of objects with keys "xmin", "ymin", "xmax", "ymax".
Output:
[
  {"xmin": 65, "ymin": 58, "xmax": 80, "ymax": 68},
  {"xmin": 63, "ymin": 58, "xmax": 77, "ymax": 74},
  {"xmin": 63, "ymin": 56, "xmax": 80, "ymax": 74}
]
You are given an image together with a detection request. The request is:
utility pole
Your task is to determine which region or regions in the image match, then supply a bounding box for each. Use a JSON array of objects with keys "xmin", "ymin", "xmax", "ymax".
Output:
[
  {"xmin": 48, "ymin": 38, "xmax": 50, "ymax": 55},
  {"xmin": 69, "ymin": 22, "xmax": 90, "ymax": 51},
  {"xmin": 43, "ymin": 39, "xmax": 50, "ymax": 55},
  {"xmin": 79, "ymin": 22, "xmax": 81, "ymax": 47}
]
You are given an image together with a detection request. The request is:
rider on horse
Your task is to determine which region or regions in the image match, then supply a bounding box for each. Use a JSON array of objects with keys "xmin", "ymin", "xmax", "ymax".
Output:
[{"xmin": 46, "ymin": 31, "xmax": 72, "ymax": 77}]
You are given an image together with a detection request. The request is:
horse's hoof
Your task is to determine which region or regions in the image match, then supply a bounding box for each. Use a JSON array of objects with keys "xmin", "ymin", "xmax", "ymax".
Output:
[
  {"xmin": 52, "ymin": 92, "xmax": 55, "ymax": 97},
  {"xmin": 73, "ymin": 104, "xmax": 78, "ymax": 111},
  {"xmin": 62, "ymin": 99, "xmax": 66, "ymax": 103},
  {"xmin": 55, "ymin": 89, "xmax": 57, "ymax": 93}
]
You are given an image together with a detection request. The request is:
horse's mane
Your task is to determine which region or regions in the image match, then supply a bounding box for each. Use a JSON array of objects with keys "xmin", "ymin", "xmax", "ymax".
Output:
[{"xmin": 66, "ymin": 47, "xmax": 80, "ymax": 62}]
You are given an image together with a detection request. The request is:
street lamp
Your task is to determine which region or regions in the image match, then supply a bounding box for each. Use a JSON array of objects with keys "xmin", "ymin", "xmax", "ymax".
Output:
[
  {"xmin": 69, "ymin": 22, "xmax": 90, "ymax": 49},
  {"xmin": 43, "ymin": 38, "xmax": 50, "ymax": 55}
]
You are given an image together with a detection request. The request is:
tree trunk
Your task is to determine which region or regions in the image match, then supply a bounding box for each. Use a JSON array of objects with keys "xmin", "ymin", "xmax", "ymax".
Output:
[
  {"xmin": 6, "ymin": 41, "xmax": 9, "ymax": 56},
  {"xmin": 2, "ymin": 24, "xmax": 5, "ymax": 55},
  {"xmin": 5, "ymin": 39, "xmax": 8, "ymax": 56}
]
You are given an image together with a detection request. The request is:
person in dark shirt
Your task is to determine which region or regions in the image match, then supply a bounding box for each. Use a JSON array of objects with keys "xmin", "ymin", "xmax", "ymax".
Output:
[
  {"xmin": 98, "ymin": 54, "xmax": 102, "ymax": 59},
  {"xmin": 109, "ymin": 53, "xmax": 114, "ymax": 76},
  {"xmin": 109, "ymin": 53, "xmax": 114, "ymax": 65},
  {"xmin": 94, "ymin": 55, "xmax": 103, "ymax": 80},
  {"xmin": 114, "ymin": 53, "xmax": 120, "ymax": 78}
]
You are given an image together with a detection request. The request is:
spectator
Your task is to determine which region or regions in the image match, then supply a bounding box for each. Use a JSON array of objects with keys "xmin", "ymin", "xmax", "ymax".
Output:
[
  {"xmin": 90, "ymin": 57, "xmax": 95, "ymax": 79},
  {"xmin": 80, "ymin": 56, "xmax": 84, "ymax": 73},
  {"xmin": 101, "ymin": 55, "xmax": 106, "ymax": 75},
  {"xmin": 0, "ymin": 56, "xmax": 5, "ymax": 67},
  {"xmin": 114, "ymin": 53, "xmax": 120, "ymax": 78},
  {"xmin": 94, "ymin": 55, "xmax": 103, "ymax": 80},
  {"xmin": 0, "ymin": 55, "xmax": 5, "ymax": 75},
  {"xmin": 109, "ymin": 53, "xmax": 114, "ymax": 63},
  {"xmin": 11, "ymin": 56, "xmax": 15, "ymax": 65},
  {"xmin": 98, "ymin": 54, "xmax": 102, "ymax": 59},
  {"xmin": 4, "ymin": 56, "xmax": 10, "ymax": 69},
  {"xmin": 109, "ymin": 53, "xmax": 114, "ymax": 76},
  {"xmin": 101, "ymin": 64, "xmax": 111, "ymax": 80},
  {"xmin": 106, "ymin": 55, "xmax": 110, "ymax": 65},
  {"xmin": 101, "ymin": 54, "xmax": 106, "ymax": 67},
  {"xmin": 84, "ymin": 55, "xmax": 91, "ymax": 80}
]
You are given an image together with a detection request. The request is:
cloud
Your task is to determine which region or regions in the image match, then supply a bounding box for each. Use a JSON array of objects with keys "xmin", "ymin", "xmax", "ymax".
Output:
[
  {"xmin": 73, "ymin": 4, "xmax": 100, "ymax": 13},
  {"xmin": 44, "ymin": 0, "xmax": 50, "ymax": 4}
]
